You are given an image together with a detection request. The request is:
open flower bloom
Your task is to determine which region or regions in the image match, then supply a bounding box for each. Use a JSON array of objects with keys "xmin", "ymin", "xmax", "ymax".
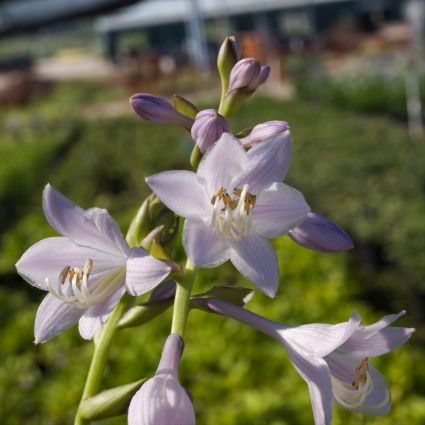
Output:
[
  {"xmin": 201, "ymin": 298, "xmax": 414, "ymax": 425},
  {"xmin": 146, "ymin": 132, "xmax": 310, "ymax": 297},
  {"xmin": 16, "ymin": 184, "xmax": 171, "ymax": 343},
  {"xmin": 128, "ymin": 333, "xmax": 195, "ymax": 425}
]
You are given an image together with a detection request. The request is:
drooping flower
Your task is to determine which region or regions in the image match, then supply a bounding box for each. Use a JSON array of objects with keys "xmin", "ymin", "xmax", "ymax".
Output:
[
  {"xmin": 146, "ymin": 131, "xmax": 310, "ymax": 297},
  {"xmin": 130, "ymin": 93, "xmax": 193, "ymax": 130},
  {"xmin": 200, "ymin": 298, "xmax": 414, "ymax": 425},
  {"xmin": 289, "ymin": 212, "xmax": 353, "ymax": 252},
  {"xmin": 16, "ymin": 184, "xmax": 171, "ymax": 343},
  {"xmin": 128, "ymin": 333, "xmax": 195, "ymax": 425},
  {"xmin": 191, "ymin": 109, "xmax": 229, "ymax": 153}
]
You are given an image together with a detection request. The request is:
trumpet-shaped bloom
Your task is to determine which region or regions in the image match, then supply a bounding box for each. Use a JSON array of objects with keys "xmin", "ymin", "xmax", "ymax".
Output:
[
  {"xmin": 201, "ymin": 298, "xmax": 414, "ymax": 425},
  {"xmin": 128, "ymin": 334, "xmax": 195, "ymax": 425},
  {"xmin": 16, "ymin": 184, "xmax": 171, "ymax": 343},
  {"xmin": 146, "ymin": 132, "xmax": 310, "ymax": 297}
]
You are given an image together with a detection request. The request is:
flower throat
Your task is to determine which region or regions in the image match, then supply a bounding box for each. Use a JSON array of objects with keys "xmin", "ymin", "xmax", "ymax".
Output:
[{"xmin": 211, "ymin": 183, "xmax": 256, "ymax": 240}]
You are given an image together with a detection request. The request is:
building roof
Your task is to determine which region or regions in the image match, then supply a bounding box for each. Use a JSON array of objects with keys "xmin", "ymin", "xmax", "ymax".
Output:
[{"xmin": 96, "ymin": 0, "xmax": 354, "ymax": 32}]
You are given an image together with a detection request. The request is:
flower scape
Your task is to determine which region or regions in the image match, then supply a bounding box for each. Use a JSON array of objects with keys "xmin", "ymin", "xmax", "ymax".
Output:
[{"xmin": 15, "ymin": 36, "xmax": 413, "ymax": 425}]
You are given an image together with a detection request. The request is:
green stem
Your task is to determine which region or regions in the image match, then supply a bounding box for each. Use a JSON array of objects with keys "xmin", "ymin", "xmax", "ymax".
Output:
[
  {"xmin": 74, "ymin": 294, "xmax": 132, "ymax": 425},
  {"xmin": 171, "ymin": 259, "xmax": 196, "ymax": 338}
]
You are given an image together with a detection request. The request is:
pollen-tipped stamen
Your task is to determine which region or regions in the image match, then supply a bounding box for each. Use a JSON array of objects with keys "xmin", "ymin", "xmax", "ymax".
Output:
[{"xmin": 211, "ymin": 184, "xmax": 256, "ymax": 240}]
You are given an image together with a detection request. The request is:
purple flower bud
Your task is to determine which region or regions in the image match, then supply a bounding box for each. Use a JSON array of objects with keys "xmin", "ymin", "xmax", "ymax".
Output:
[
  {"xmin": 130, "ymin": 93, "xmax": 193, "ymax": 130},
  {"xmin": 288, "ymin": 212, "xmax": 353, "ymax": 252},
  {"xmin": 227, "ymin": 58, "xmax": 261, "ymax": 93},
  {"xmin": 248, "ymin": 65, "xmax": 271, "ymax": 90},
  {"xmin": 240, "ymin": 120, "xmax": 289, "ymax": 147},
  {"xmin": 191, "ymin": 109, "xmax": 229, "ymax": 153},
  {"xmin": 128, "ymin": 334, "xmax": 195, "ymax": 425}
]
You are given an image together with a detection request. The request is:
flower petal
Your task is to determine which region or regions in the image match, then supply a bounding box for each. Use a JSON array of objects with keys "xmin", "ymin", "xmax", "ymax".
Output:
[
  {"xmin": 340, "ymin": 311, "xmax": 415, "ymax": 358},
  {"xmin": 34, "ymin": 293, "xmax": 83, "ymax": 343},
  {"xmin": 284, "ymin": 340, "xmax": 333, "ymax": 425},
  {"xmin": 252, "ymin": 182, "xmax": 310, "ymax": 238},
  {"xmin": 197, "ymin": 133, "xmax": 248, "ymax": 198},
  {"xmin": 232, "ymin": 130, "xmax": 292, "ymax": 194},
  {"xmin": 183, "ymin": 219, "xmax": 230, "ymax": 267},
  {"xmin": 125, "ymin": 248, "xmax": 171, "ymax": 296},
  {"xmin": 16, "ymin": 237, "xmax": 124, "ymax": 290},
  {"xmin": 145, "ymin": 171, "xmax": 210, "ymax": 220},
  {"xmin": 43, "ymin": 184, "xmax": 129, "ymax": 257},
  {"xmin": 128, "ymin": 374, "xmax": 196, "ymax": 425},
  {"xmin": 278, "ymin": 312, "xmax": 361, "ymax": 358},
  {"xmin": 78, "ymin": 286, "xmax": 125, "ymax": 340},
  {"xmin": 230, "ymin": 232, "xmax": 278, "ymax": 297}
]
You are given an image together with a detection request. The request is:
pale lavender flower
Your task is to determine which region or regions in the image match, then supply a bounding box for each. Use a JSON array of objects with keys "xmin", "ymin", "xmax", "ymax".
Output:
[
  {"xmin": 146, "ymin": 131, "xmax": 310, "ymax": 297},
  {"xmin": 128, "ymin": 333, "xmax": 195, "ymax": 425},
  {"xmin": 228, "ymin": 58, "xmax": 270, "ymax": 94},
  {"xmin": 289, "ymin": 212, "xmax": 353, "ymax": 252},
  {"xmin": 130, "ymin": 93, "xmax": 193, "ymax": 130},
  {"xmin": 16, "ymin": 184, "xmax": 171, "ymax": 343},
  {"xmin": 191, "ymin": 109, "xmax": 229, "ymax": 153},
  {"xmin": 201, "ymin": 298, "xmax": 414, "ymax": 425},
  {"xmin": 240, "ymin": 120, "xmax": 290, "ymax": 148}
]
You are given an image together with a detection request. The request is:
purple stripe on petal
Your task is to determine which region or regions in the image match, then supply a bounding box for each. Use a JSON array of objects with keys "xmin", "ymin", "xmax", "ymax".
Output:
[
  {"xmin": 34, "ymin": 294, "xmax": 83, "ymax": 343},
  {"xmin": 252, "ymin": 182, "xmax": 310, "ymax": 238},
  {"xmin": 145, "ymin": 170, "xmax": 210, "ymax": 220},
  {"xmin": 197, "ymin": 133, "xmax": 248, "ymax": 198},
  {"xmin": 42, "ymin": 184, "xmax": 129, "ymax": 257},
  {"xmin": 183, "ymin": 219, "xmax": 230, "ymax": 267},
  {"xmin": 232, "ymin": 130, "xmax": 292, "ymax": 194},
  {"xmin": 230, "ymin": 232, "xmax": 278, "ymax": 297},
  {"xmin": 125, "ymin": 248, "xmax": 171, "ymax": 297}
]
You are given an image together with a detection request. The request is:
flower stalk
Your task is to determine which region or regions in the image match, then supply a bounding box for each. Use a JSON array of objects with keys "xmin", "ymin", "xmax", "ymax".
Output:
[
  {"xmin": 171, "ymin": 260, "xmax": 196, "ymax": 338},
  {"xmin": 74, "ymin": 293, "xmax": 133, "ymax": 425}
]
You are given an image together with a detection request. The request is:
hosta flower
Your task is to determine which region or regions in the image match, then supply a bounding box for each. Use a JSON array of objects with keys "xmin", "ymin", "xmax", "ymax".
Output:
[
  {"xmin": 191, "ymin": 109, "xmax": 229, "ymax": 153},
  {"xmin": 201, "ymin": 298, "xmax": 414, "ymax": 425},
  {"xmin": 130, "ymin": 93, "xmax": 193, "ymax": 130},
  {"xmin": 128, "ymin": 333, "xmax": 195, "ymax": 425},
  {"xmin": 16, "ymin": 184, "xmax": 171, "ymax": 343},
  {"xmin": 146, "ymin": 131, "xmax": 310, "ymax": 297},
  {"xmin": 240, "ymin": 120, "xmax": 289, "ymax": 148},
  {"xmin": 228, "ymin": 58, "xmax": 270, "ymax": 94},
  {"xmin": 289, "ymin": 212, "xmax": 353, "ymax": 252}
]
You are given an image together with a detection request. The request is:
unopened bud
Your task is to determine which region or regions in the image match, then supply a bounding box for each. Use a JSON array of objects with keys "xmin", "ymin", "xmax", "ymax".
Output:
[
  {"xmin": 248, "ymin": 65, "xmax": 270, "ymax": 90},
  {"xmin": 228, "ymin": 58, "xmax": 261, "ymax": 94},
  {"xmin": 191, "ymin": 109, "xmax": 229, "ymax": 153},
  {"xmin": 288, "ymin": 212, "xmax": 353, "ymax": 252},
  {"xmin": 240, "ymin": 120, "xmax": 289, "ymax": 147},
  {"xmin": 130, "ymin": 93, "xmax": 193, "ymax": 130},
  {"xmin": 217, "ymin": 36, "xmax": 241, "ymax": 95},
  {"xmin": 128, "ymin": 334, "xmax": 195, "ymax": 425}
]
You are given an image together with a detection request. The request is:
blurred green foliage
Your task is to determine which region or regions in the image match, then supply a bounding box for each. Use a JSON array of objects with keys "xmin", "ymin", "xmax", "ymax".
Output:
[
  {"xmin": 0, "ymin": 81, "xmax": 423, "ymax": 424},
  {"xmin": 295, "ymin": 72, "xmax": 425, "ymax": 122}
]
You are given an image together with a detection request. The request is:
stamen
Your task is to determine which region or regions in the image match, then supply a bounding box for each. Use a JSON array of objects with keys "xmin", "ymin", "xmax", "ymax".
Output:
[
  {"xmin": 211, "ymin": 184, "xmax": 256, "ymax": 240},
  {"xmin": 211, "ymin": 187, "xmax": 226, "ymax": 205},
  {"xmin": 59, "ymin": 266, "xmax": 70, "ymax": 285},
  {"xmin": 352, "ymin": 357, "xmax": 369, "ymax": 390}
]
